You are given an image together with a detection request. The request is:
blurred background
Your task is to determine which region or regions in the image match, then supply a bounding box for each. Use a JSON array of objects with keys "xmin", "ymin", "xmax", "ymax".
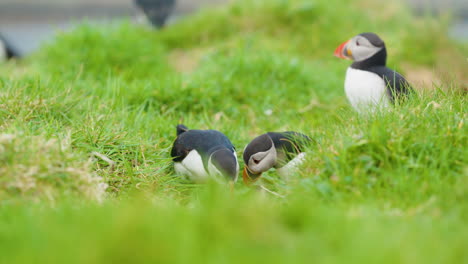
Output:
[{"xmin": 0, "ymin": 0, "xmax": 467, "ymax": 56}]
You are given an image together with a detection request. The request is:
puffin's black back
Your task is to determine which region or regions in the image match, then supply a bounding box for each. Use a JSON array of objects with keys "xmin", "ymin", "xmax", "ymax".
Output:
[
  {"xmin": 367, "ymin": 66, "xmax": 413, "ymax": 102},
  {"xmin": 267, "ymin": 132, "xmax": 311, "ymax": 160},
  {"xmin": 171, "ymin": 125, "xmax": 235, "ymax": 163},
  {"xmin": 210, "ymin": 148, "xmax": 238, "ymax": 179}
]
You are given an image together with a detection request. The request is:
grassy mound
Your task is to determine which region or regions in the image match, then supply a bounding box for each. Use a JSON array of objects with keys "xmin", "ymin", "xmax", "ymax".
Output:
[{"xmin": 0, "ymin": 131, "xmax": 106, "ymax": 203}]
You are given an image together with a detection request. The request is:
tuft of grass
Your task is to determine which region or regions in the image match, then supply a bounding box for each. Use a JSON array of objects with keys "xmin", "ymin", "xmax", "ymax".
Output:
[
  {"xmin": 0, "ymin": 131, "xmax": 106, "ymax": 204},
  {"xmin": 33, "ymin": 22, "xmax": 174, "ymax": 81}
]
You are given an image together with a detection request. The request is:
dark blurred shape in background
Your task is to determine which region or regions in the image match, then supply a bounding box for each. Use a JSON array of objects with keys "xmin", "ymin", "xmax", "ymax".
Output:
[
  {"xmin": 0, "ymin": 32, "xmax": 20, "ymax": 61},
  {"xmin": 135, "ymin": 0, "xmax": 176, "ymax": 27},
  {"xmin": 0, "ymin": 0, "xmax": 466, "ymax": 57},
  {"xmin": 0, "ymin": 0, "xmax": 226, "ymax": 56}
]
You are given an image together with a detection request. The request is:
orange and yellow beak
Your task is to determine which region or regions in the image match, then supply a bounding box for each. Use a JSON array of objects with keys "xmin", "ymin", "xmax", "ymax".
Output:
[
  {"xmin": 242, "ymin": 167, "xmax": 261, "ymax": 185},
  {"xmin": 334, "ymin": 40, "xmax": 352, "ymax": 59}
]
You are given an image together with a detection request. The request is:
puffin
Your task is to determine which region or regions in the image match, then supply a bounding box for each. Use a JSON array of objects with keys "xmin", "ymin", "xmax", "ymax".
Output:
[
  {"xmin": 170, "ymin": 124, "xmax": 239, "ymax": 182},
  {"xmin": 242, "ymin": 132, "xmax": 312, "ymax": 184},
  {"xmin": 134, "ymin": 0, "xmax": 176, "ymax": 28},
  {"xmin": 0, "ymin": 33, "xmax": 19, "ymax": 62},
  {"xmin": 334, "ymin": 32, "xmax": 413, "ymax": 112}
]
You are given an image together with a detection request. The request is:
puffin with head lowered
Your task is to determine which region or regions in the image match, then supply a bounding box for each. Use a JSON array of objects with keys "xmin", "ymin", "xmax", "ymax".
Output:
[
  {"xmin": 0, "ymin": 33, "xmax": 20, "ymax": 62},
  {"xmin": 242, "ymin": 132, "xmax": 311, "ymax": 184},
  {"xmin": 171, "ymin": 124, "xmax": 239, "ymax": 183},
  {"xmin": 334, "ymin": 32, "xmax": 413, "ymax": 112}
]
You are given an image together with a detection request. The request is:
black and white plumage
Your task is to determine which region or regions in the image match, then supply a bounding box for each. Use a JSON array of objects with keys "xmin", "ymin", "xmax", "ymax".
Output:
[
  {"xmin": 334, "ymin": 32, "xmax": 413, "ymax": 112},
  {"xmin": 0, "ymin": 33, "xmax": 19, "ymax": 62},
  {"xmin": 171, "ymin": 124, "xmax": 239, "ymax": 182},
  {"xmin": 242, "ymin": 132, "xmax": 311, "ymax": 184},
  {"xmin": 134, "ymin": 0, "xmax": 176, "ymax": 28}
]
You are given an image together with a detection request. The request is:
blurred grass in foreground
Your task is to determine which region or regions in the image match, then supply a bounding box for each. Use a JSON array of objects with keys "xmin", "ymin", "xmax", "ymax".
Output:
[{"xmin": 0, "ymin": 184, "xmax": 467, "ymax": 264}]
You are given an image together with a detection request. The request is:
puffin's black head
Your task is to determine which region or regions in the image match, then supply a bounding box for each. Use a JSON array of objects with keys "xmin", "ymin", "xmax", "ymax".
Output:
[
  {"xmin": 209, "ymin": 148, "xmax": 238, "ymax": 182},
  {"xmin": 176, "ymin": 124, "xmax": 189, "ymax": 136},
  {"xmin": 334, "ymin": 32, "xmax": 387, "ymax": 65},
  {"xmin": 242, "ymin": 134, "xmax": 277, "ymax": 185}
]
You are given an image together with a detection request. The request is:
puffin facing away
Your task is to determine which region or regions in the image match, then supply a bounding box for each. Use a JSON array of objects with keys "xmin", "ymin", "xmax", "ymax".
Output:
[
  {"xmin": 334, "ymin": 32, "xmax": 413, "ymax": 112},
  {"xmin": 0, "ymin": 33, "xmax": 20, "ymax": 62},
  {"xmin": 171, "ymin": 125, "xmax": 239, "ymax": 182},
  {"xmin": 243, "ymin": 132, "xmax": 311, "ymax": 184}
]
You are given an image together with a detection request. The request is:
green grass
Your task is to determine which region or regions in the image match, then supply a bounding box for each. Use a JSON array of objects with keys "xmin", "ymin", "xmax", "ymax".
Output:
[{"xmin": 0, "ymin": 0, "xmax": 467, "ymax": 263}]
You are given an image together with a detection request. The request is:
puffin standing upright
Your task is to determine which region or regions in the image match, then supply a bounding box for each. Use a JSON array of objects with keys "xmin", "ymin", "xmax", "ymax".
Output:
[
  {"xmin": 0, "ymin": 33, "xmax": 19, "ymax": 62},
  {"xmin": 242, "ymin": 132, "xmax": 311, "ymax": 184},
  {"xmin": 171, "ymin": 125, "xmax": 239, "ymax": 182},
  {"xmin": 334, "ymin": 32, "xmax": 412, "ymax": 112}
]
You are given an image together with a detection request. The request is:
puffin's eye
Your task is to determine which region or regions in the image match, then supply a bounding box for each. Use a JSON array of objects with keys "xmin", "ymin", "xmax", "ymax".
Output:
[
  {"xmin": 356, "ymin": 40, "xmax": 360, "ymax": 46},
  {"xmin": 253, "ymin": 158, "xmax": 260, "ymax": 164}
]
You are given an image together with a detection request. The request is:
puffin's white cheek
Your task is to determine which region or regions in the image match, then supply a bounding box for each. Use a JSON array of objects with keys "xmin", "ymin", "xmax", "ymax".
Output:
[
  {"xmin": 248, "ymin": 159, "xmax": 261, "ymax": 172},
  {"xmin": 353, "ymin": 46, "xmax": 382, "ymax": 62},
  {"xmin": 250, "ymin": 149, "xmax": 277, "ymax": 173},
  {"xmin": 262, "ymin": 156, "xmax": 276, "ymax": 169}
]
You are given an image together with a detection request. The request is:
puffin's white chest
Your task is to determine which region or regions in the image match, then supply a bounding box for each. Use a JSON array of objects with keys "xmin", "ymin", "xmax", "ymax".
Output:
[
  {"xmin": 174, "ymin": 150, "xmax": 239, "ymax": 182},
  {"xmin": 344, "ymin": 67, "xmax": 389, "ymax": 111},
  {"xmin": 174, "ymin": 150, "xmax": 208, "ymax": 182},
  {"xmin": 0, "ymin": 40, "xmax": 6, "ymax": 62}
]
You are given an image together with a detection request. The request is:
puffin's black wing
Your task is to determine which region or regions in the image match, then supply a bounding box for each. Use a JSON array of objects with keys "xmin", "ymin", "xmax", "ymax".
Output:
[
  {"xmin": 368, "ymin": 66, "xmax": 413, "ymax": 103},
  {"xmin": 195, "ymin": 130, "xmax": 235, "ymax": 154}
]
